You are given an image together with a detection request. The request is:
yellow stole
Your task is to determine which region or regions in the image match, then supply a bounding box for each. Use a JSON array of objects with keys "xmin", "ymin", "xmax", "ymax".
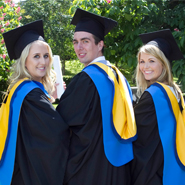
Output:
[
  {"xmin": 0, "ymin": 78, "xmax": 28, "ymax": 161},
  {"xmin": 92, "ymin": 62, "xmax": 136, "ymax": 140},
  {"xmin": 156, "ymin": 82, "xmax": 185, "ymax": 167}
]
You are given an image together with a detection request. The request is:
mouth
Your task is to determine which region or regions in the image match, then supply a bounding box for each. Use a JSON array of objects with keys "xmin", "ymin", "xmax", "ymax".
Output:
[
  {"xmin": 144, "ymin": 70, "xmax": 152, "ymax": 74},
  {"xmin": 37, "ymin": 67, "xmax": 45, "ymax": 71},
  {"xmin": 78, "ymin": 53, "xmax": 86, "ymax": 58}
]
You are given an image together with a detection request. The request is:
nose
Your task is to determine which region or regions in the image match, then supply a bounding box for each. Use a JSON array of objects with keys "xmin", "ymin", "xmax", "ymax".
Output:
[
  {"xmin": 40, "ymin": 56, "xmax": 46, "ymax": 64},
  {"xmin": 77, "ymin": 42, "xmax": 83, "ymax": 50},
  {"xmin": 144, "ymin": 62, "xmax": 150, "ymax": 68}
]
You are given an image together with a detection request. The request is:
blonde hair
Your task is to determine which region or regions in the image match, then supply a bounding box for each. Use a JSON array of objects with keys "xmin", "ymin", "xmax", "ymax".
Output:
[
  {"xmin": 8, "ymin": 40, "xmax": 56, "ymax": 97},
  {"xmin": 135, "ymin": 44, "xmax": 181, "ymax": 97}
]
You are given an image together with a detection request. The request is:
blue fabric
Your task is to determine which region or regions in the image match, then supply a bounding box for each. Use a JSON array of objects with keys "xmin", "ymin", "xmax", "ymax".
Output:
[
  {"xmin": 0, "ymin": 80, "xmax": 45, "ymax": 185},
  {"xmin": 146, "ymin": 83, "xmax": 185, "ymax": 185},
  {"xmin": 83, "ymin": 65, "xmax": 134, "ymax": 167},
  {"xmin": 125, "ymin": 78, "xmax": 133, "ymax": 102},
  {"xmin": 94, "ymin": 60, "xmax": 133, "ymax": 101}
]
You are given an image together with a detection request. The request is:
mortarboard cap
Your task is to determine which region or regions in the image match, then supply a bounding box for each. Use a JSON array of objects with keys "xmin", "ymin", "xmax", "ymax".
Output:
[
  {"xmin": 139, "ymin": 29, "xmax": 184, "ymax": 62},
  {"xmin": 3, "ymin": 20, "xmax": 45, "ymax": 60},
  {"xmin": 71, "ymin": 8, "xmax": 117, "ymax": 40}
]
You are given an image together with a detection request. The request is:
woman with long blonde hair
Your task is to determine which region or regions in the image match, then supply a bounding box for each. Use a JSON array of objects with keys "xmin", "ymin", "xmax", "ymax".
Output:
[
  {"xmin": 0, "ymin": 20, "xmax": 69, "ymax": 185},
  {"xmin": 131, "ymin": 29, "xmax": 185, "ymax": 185}
]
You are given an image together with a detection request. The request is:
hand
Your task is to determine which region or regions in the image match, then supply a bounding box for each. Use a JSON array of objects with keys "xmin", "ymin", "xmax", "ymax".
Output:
[
  {"xmin": 52, "ymin": 83, "xmax": 59, "ymax": 100},
  {"xmin": 63, "ymin": 81, "xmax": 66, "ymax": 90},
  {"xmin": 52, "ymin": 81, "xmax": 66, "ymax": 100}
]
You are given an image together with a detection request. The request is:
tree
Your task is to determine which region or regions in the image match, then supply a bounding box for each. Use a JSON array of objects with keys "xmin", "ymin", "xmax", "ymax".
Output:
[
  {"xmin": 21, "ymin": 0, "xmax": 76, "ymax": 74},
  {"xmin": 163, "ymin": 1, "xmax": 185, "ymax": 91},
  {"xmin": 0, "ymin": 0, "xmax": 22, "ymax": 103}
]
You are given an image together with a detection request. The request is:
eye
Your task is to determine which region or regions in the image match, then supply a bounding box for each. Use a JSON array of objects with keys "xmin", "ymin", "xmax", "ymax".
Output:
[
  {"xmin": 73, "ymin": 41, "xmax": 78, "ymax": 45},
  {"xmin": 34, "ymin": 54, "xmax": 40, "ymax": 59},
  {"xmin": 150, "ymin": 60, "xmax": 155, "ymax": 63},
  {"xmin": 139, "ymin": 60, "xmax": 145, "ymax": 64},
  {"xmin": 83, "ymin": 40, "xmax": 88, "ymax": 44},
  {"xmin": 44, "ymin": 54, "xmax": 49, "ymax": 58}
]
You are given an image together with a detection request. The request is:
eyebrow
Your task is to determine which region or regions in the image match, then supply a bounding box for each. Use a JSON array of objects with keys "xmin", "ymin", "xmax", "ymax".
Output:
[
  {"xmin": 32, "ymin": 52, "xmax": 49, "ymax": 55},
  {"xmin": 140, "ymin": 56, "xmax": 156, "ymax": 60},
  {"xmin": 73, "ymin": 37, "xmax": 91, "ymax": 42}
]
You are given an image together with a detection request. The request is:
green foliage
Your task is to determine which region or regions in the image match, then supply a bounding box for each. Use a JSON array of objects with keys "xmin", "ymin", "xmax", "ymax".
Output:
[
  {"xmin": 164, "ymin": 2, "xmax": 185, "ymax": 91},
  {"xmin": 21, "ymin": 0, "xmax": 76, "ymax": 69},
  {"xmin": 0, "ymin": 0, "xmax": 22, "ymax": 102},
  {"xmin": 63, "ymin": 75, "xmax": 73, "ymax": 86},
  {"xmin": 65, "ymin": 60, "xmax": 83, "ymax": 76},
  {"xmin": 63, "ymin": 60, "xmax": 83, "ymax": 85}
]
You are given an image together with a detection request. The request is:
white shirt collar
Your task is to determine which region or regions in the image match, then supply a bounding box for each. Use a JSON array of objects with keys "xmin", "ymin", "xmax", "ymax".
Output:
[
  {"xmin": 87, "ymin": 56, "xmax": 112, "ymax": 67},
  {"xmin": 89, "ymin": 56, "xmax": 106, "ymax": 65}
]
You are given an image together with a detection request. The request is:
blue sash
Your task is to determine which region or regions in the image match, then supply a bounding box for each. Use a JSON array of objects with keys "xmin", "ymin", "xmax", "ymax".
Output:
[
  {"xmin": 146, "ymin": 83, "xmax": 185, "ymax": 185},
  {"xmin": 0, "ymin": 80, "xmax": 47, "ymax": 185},
  {"xmin": 83, "ymin": 64, "xmax": 134, "ymax": 167}
]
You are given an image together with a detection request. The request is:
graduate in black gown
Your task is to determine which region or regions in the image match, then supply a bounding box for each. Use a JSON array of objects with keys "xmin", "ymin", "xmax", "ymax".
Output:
[
  {"xmin": 56, "ymin": 8, "xmax": 137, "ymax": 185},
  {"xmin": 0, "ymin": 20, "xmax": 69, "ymax": 185},
  {"xmin": 131, "ymin": 29, "xmax": 185, "ymax": 185}
]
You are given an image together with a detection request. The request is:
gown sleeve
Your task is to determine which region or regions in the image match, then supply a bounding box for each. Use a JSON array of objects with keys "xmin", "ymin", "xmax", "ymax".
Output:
[
  {"xmin": 11, "ymin": 88, "xmax": 70, "ymax": 185},
  {"xmin": 130, "ymin": 91, "xmax": 164, "ymax": 185},
  {"xmin": 56, "ymin": 71, "xmax": 100, "ymax": 127}
]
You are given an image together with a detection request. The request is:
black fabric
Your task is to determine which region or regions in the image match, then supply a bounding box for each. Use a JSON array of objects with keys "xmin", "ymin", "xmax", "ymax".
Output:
[
  {"xmin": 131, "ymin": 91, "xmax": 164, "ymax": 185},
  {"xmin": 139, "ymin": 29, "xmax": 184, "ymax": 62},
  {"xmin": 71, "ymin": 8, "xmax": 117, "ymax": 40},
  {"xmin": 57, "ymin": 72, "xmax": 130, "ymax": 185},
  {"xmin": 146, "ymin": 38, "xmax": 171, "ymax": 61},
  {"xmin": 11, "ymin": 88, "xmax": 69, "ymax": 185},
  {"xmin": 3, "ymin": 20, "xmax": 44, "ymax": 60},
  {"xmin": 14, "ymin": 30, "xmax": 44, "ymax": 60}
]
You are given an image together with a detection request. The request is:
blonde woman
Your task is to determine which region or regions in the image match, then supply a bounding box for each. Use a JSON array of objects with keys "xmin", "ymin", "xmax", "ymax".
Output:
[
  {"xmin": 0, "ymin": 20, "xmax": 69, "ymax": 185},
  {"xmin": 131, "ymin": 29, "xmax": 185, "ymax": 185}
]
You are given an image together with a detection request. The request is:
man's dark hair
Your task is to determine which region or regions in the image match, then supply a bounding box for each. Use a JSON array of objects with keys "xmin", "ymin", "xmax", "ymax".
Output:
[{"xmin": 93, "ymin": 35, "xmax": 104, "ymax": 54}]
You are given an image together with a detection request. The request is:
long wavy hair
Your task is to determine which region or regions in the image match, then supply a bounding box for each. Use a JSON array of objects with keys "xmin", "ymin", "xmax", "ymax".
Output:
[
  {"xmin": 135, "ymin": 44, "xmax": 181, "ymax": 98},
  {"xmin": 8, "ymin": 40, "xmax": 56, "ymax": 96}
]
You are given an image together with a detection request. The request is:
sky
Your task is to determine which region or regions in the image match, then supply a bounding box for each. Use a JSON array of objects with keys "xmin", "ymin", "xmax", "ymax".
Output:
[{"xmin": 12, "ymin": 0, "xmax": 22, "ymax": 3}]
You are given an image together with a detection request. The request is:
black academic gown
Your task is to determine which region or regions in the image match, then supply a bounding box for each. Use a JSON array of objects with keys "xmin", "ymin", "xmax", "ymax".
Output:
[
  {"xmin": 11, "ymin": 88, "xmax": 69, "ymax": 185},
  {"xmin": 131, "ymin": 91, "xmax": 164, "ymax": 185},
  {"xmin": 56, "ymin": 72, "xmax": 131, "ymax": 185}
]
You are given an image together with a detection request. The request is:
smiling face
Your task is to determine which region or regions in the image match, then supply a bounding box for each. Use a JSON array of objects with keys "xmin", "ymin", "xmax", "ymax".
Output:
[
  {"xmin": 25, "ymin": 40, "xmax": 50, "ymax": 82},
  {"xmin": 73, "ymin": 31, "xmax": 103, "ymax": 66},
  {"xmin": 139, "ymin": 52, "xmax": 163, "ymax": 84}
]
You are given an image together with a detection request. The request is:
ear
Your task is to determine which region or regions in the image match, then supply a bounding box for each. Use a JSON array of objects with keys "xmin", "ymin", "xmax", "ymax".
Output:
[{"xmin": 98, "ymin": 40, "xmax": 104, "ymax": 51}]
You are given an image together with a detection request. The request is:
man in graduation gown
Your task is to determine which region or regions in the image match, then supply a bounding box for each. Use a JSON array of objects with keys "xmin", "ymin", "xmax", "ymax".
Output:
[{"xmin": 57, "ymin": 8, "xmax": 137, "ymax": 185}]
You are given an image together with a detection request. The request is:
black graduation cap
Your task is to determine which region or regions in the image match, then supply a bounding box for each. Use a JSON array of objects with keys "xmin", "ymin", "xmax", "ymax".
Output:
[
  {"xmin": 3, "ymin": 20, "xmax": 45, "ymax": 60},
  {"xmin": 71, "ymin": 8, "xmax": 117, "ymax": 40},
  {"xmin": 139, "ymin": 29, "xmax": 184, "ymax": 62}
]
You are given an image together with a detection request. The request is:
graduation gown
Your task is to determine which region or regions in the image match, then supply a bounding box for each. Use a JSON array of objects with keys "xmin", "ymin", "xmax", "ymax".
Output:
[
  {"xmin": 56, "ymin": 71, "xmax": 131, "ymax": 185},
  {"xmin": 131, "ymin": 84, "xmax": 185, "ymax": 185},
  {"xmin": 9, "ymin": 87, "xmax": 69, "ymax": 185},
  {"xmin": 131, "ymin": 91, "xmax": 164, "ymax": 185}
]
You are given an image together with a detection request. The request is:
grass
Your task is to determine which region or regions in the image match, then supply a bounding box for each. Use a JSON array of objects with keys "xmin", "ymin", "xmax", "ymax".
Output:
[{"xmin": 53, "ymin": 104, "xmax": 57, "ymax": 108}]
